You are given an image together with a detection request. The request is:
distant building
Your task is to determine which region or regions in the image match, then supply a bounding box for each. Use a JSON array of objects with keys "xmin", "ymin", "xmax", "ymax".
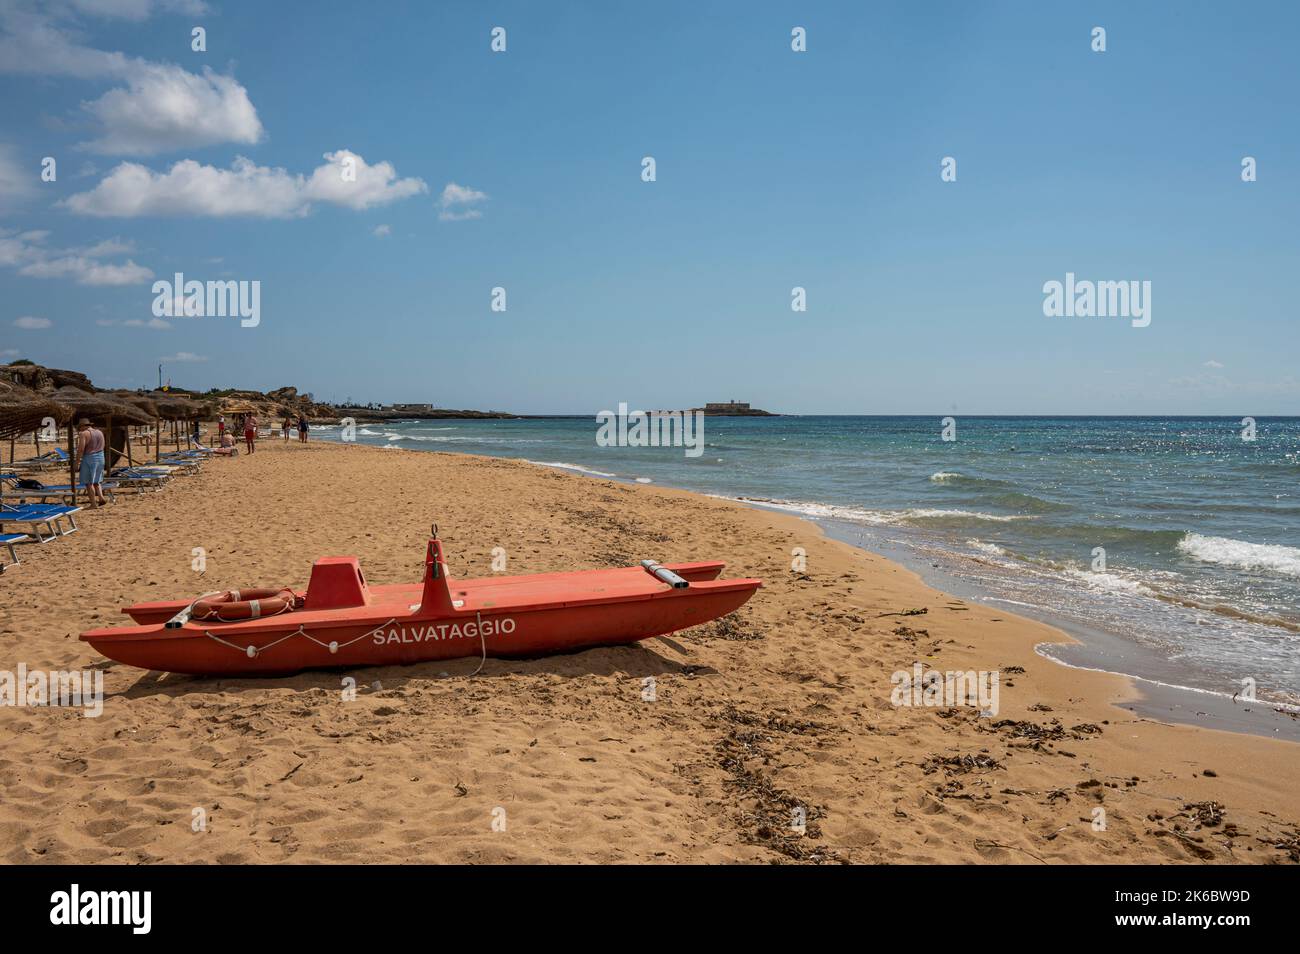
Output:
[{"xmin": 389, "ymin": 403, "xmax": 433, "ymax": 412}]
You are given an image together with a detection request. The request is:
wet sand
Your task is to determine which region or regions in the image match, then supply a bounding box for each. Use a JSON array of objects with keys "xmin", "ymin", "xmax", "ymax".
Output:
[
  {"xmin": 1, "ymin": 440, "xmax": 1297, "ymax": 863},
  {"xmin": 803, "ymin": 520, "xmax": 1300, "ymax": 744}
]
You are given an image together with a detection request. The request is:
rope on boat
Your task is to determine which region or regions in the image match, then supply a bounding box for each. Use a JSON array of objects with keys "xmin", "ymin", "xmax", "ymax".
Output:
[
  {"xmin": 470, "ymin": 610, "xmax": 486, "ymax": 677},
  {"xmin": 204, "ymin": 618, "xmax": 398, "ymax": 660}
]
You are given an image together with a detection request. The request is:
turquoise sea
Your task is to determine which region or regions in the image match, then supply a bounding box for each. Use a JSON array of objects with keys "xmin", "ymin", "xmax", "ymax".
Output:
[{"xmin": 319, "ymin": 415, "xmax": 1300, "ymax": 709}]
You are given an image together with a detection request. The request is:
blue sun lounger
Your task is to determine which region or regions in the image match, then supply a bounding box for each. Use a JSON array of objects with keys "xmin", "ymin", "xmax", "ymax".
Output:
[
  {"xmin": 156, "ymin": 451, "xmax": 205, "ymax": 469},
  {"xmin": 0, "ymin": 533, "xmax": 28, "ymax": 574},
  {"xmin": 107, "ymin": 467, "xmax": 174, "ymax": 490},
  {"xmin": 8, "ymin": 449, "xmax": 67, "ymax": 472},
  {"xmin": 0, "ymin": 481, "xmax": 118, "ymax": 505},
  {"xmin": 0, "ymin": 502, "xmax": 81, "ymax": 542},
  {"xmin": 1, "ymin": 473, "xmax": 117, "ymax": 496}
]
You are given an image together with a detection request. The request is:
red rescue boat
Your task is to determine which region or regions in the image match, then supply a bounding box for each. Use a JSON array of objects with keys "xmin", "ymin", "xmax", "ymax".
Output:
[{"xmin": 80, "ymin": 529, "xmax": 762, "ymax": 676}]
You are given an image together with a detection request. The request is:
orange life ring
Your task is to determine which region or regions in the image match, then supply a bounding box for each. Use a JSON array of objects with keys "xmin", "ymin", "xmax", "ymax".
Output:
[{"xmin": 192, "ymin": 588, "xmax": 299, "ymax": 622}]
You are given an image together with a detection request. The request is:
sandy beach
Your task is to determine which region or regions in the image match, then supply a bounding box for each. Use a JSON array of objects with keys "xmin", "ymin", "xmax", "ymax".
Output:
[{"xmin": 0, "ymin": 440, "xmax": 1294, "ymax": 864}]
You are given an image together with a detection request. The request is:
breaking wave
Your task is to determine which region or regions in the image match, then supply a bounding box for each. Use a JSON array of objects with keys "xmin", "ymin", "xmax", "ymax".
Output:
[{"xmin": 1177, "ymin": 533, "xmax": 1300, "ymax": 578}]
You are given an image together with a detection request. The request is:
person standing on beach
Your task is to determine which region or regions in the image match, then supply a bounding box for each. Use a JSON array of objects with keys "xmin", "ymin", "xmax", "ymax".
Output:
[
  {"xmin": 282, "ymin": 413, "xmax": 293, "ymax": 443},
  {"xmin": 244, "ymin": 413, "xmax": 258, "ymax": 454},
  {"xmin": 297, "ymin": 414, "xmax": 309, "ymax": 443},
  {"xmin": 217, "ymin": 415, "xmax": 225, "ymax": 442},
  {"xmin": 75, "ymin": 419, "xmax": 107, "ymax": 507}
]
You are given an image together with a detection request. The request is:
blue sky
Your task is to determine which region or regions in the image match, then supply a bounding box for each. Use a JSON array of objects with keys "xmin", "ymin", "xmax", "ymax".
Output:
[{"xmin": 1, "ymin": 0, "xmax": 1296, "ymax": 414}]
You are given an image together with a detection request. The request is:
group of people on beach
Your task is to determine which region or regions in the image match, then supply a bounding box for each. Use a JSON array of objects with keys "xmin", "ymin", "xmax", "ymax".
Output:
[
  {"xmin": 66, "ymin": 407, "xmax": 313, "ymax": 509},
  {"xmin": 66, "ymin": 410, "xmax": 312, "ymax": 510},
  {"xmin": 214, "ymin": 412, "xmax": 309, "ymax": 454}
]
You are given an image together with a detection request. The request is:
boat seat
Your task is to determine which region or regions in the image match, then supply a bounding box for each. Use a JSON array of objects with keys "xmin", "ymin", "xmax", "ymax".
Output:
[{"xmin": 304, "ymin": 557, "xmax": 372, "ymax": 610}]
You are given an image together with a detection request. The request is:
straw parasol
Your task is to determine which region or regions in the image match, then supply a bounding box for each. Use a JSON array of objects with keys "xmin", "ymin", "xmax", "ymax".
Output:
[
  {"xmin": 50, "ymin": 386, "xmax": 153, "ymax": 427},
  {"xmin": 144, "ymin": 392, "xmax": 212, "ymax": 456},
  {"xmin": 109, "ymin": 390, "xmax": 164, "ymax": 460},
  {"xmin": 50, "ymin": 386, "xmax": 158, "ymax": 489},
  {"xmin": 149, "ymin": 393, "xmax": 202, "ymax": 420},
  {"xmin": 0, "ymin": 380, "xmax": 72, "ymax": 442},
  {"xmin": 110, "ymin": 391, "xmax": 160, "ymax": 418}
]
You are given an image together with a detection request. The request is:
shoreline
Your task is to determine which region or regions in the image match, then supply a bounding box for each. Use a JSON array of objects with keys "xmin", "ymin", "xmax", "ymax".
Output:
[
  {"xmin": 344, "ymin": 436, "xmax": 1300, "ymax": 744},
  {"xmin": 804, "ymin": 513, "xmax": 1300, "ymax": 744},
  {"xmin": 2, "ymin": 440, "xmax": 1297, "ymax": 863}
]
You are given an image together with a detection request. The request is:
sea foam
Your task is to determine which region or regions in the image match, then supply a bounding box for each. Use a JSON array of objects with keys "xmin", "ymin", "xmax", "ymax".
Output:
[
  {"xmin": 734, "ymin": 497, "xmax": 1035, "ymax": 526},
  {"xmin": 1177, "ymin": 533, "xmax": 1300, "ymax": 578},
  {"xmin": 524, "ymin": 460, "xmax": 617, "ymax": 478}
]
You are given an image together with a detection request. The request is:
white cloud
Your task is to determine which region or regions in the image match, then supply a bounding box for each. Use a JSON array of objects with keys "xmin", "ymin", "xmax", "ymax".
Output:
[
  {"xmin": 77, "ymin": 236, "xmax": 134, "ymax": 256},
  {"xmin": 372, "ymin": 224, "xmax": 391, "ymax": 237},
  {"xmin": 65, "ymin": 157, "xmax": 305, "ymax": 217},
  {"xmin": 1203, "ymin": 359, "xmax": 1224, "ymax": 369},
  {"xmin": 14, "ymin": 315, "xmax": 53, "ymax": 329},
  {"xmin": 0, "ymin": 6, "xmax": 260, "ymax": 156},
  {"xmin": 438, "ymin": 181, "xmax": 487, "ymax": 221},
  {"xmin": 68, "ymin": 1, "xmax": 209, "ymax": 21},
  {"xmin": 63, "ymin": 151, "xmax": 428, "ymax": 218},
  {"xmin": 1, "ymin": 348, "xmax": 19, "ymax": 357},
  {"xmin": 104, "ymin": 317, "xmax": 171, "ymax": 329},
  {"xmin": 305, "ymin": 150, "xmax": 428, "ymax": 211},
  {"xmin": 161, "ymin": 351, "xmax": 206, "ymax": 362},
  {"xmin": 441, "ymin": 182, "xmax": 487, "ymax": 205},
  {"xmin": 18, "ymin": 255, "xmax": 152, "ymax": 284},
  {"xmin": 79, "ymin": 64, "xmax": 263, "ymax": 156},
  {"xmin": 0, "ymin": 227, "xmax": 153, "ymax": 285},
  {"xmin": 0, "ymin": 8, "xmax": 131, "ymax": 79}
]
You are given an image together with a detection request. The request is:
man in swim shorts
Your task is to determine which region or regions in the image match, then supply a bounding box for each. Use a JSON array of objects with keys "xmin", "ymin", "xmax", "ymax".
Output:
[{"xmin": 75, "ymin": 418, "xmax": 107, "ymax": 507}]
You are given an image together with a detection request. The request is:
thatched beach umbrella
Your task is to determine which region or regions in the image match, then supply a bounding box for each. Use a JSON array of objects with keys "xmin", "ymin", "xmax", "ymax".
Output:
[
  {"xmin": 0, "ymin": 381, "xmax": 73, "ymax": 469},
  {"xmin": 111, "ymin": 392, "xmax": 162, "ymax": 461},
  {"xmin": 150, "ymin": 393, "xmax": 202, "ymax": 419},
  {"xmin": 51, "ymin": 387, "xmax": 152, "ymax": 427},
  {"xmin": 112, "ymin": 391, "xmax": 160, "ymax": 418},
  {"xmin": 0, "ymin": 380, "xmax": 72, "ymax": 442},
  {"xmin": 149, "ymin": 393, "xmax": 208, "ymax": 454},
  {"xmin": 51, "ymin": 387, "xmax": 153, "ymax": 494}
]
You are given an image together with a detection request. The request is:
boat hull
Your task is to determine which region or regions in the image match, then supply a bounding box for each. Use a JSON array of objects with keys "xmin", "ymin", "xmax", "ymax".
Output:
[
  {"xmin": 117, "ymin": 561, "xmax": 729, "ymax": 626},
  {"xmin": 82, "ymin": 572, "xmax": 760, "ymax": 677}
]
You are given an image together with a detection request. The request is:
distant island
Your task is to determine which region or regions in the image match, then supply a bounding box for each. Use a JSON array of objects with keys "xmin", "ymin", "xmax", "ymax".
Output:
[
  {"xmin": 694, "ymin": 401, "xmax": 777, "ymax": 417},
  {"xmin": 642, "ymin": 401, "xmax": 778, "ymax": 418}
]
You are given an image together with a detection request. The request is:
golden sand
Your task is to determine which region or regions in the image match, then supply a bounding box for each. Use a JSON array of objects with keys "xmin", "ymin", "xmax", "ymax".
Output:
[{"xmin": 1, "ymin": 441, "xmax": 1297, "ymax": 863}]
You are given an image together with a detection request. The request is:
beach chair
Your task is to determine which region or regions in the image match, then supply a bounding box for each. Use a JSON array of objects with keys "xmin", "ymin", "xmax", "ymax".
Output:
[
  {"xmin": 0, "ymin": 502, "xmax": 81, "ymax": 542},
  {"xmin": 7, "ymin": 450, "xmax": 66, "ymax": 472},
  {"xmin": 114, "ymin": 463, "xmax": 183, "ymax": 475},
  {"xmin": 107, "ymin": 468, "xmax": 172, "ymax": 492},
  {"xmin": 0, "ymin": 474, "xmax": 118, "ymax": 505},
  {"xmin": 156, "ymin": 456, "xmax": 203, "ymax": 473},
  {"xmin": 0, "ymin": 533, "xmax": 28, "ymax": 574}
]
